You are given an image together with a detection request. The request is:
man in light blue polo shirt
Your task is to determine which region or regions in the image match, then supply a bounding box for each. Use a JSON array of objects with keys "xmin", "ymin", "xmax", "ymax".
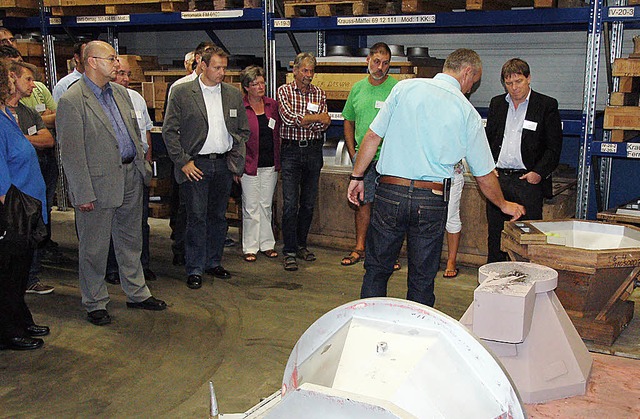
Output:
[{"xmin": 347, "ymin": 48, "xmax": 525, "ymax": 307}]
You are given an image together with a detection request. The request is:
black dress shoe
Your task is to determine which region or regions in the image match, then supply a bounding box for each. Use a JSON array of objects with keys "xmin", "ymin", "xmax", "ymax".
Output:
[
  {"xmin": 143, "ymin": 268, "xmax": 157, "ymax": 281},
  {"xmin": 187, "ymin": 274, "xmax": 202, "ymax": 289},
  {"xmin": 172, "ymin": 254, "xmax": 185, "ymax": 266},
  {"xmin": 26, "ymin": 324, "xmax": 50, "ymax": 337},
  {"xmin": 205, "ymin": 266, "xmax": 231, "ymax": 279},
  {"xmin": 105, "ymin": 272, "xmax": 120, "ymax": 285},
  {"xmin": 126, "ymin": 296, "xmax": 167, "ymax": 311},
  {"xmin": 1, "ymin": 336, "xmax": 44, "ymax": 351},
  {"xmin": 87, "ymin": 309, "xmax": 112, "ymax": 326}
]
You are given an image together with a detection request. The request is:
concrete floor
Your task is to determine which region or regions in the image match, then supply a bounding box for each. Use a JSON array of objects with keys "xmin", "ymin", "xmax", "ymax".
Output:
[{"xmin": 2, "ymin": 209, "xmax": 640, "ymax": 417}]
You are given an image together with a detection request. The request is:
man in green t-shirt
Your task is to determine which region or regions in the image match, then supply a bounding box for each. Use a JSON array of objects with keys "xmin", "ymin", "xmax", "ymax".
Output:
[{"xmin": 341, "ymin": 43, "xmax": 398, "ymax": 267}]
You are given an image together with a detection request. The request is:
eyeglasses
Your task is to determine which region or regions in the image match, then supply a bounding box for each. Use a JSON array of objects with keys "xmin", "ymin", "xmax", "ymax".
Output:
[
  {"xmin": 116, "ymin": 70, "xmax": 132, "ymax": 77},
  {"xmin": 0, "ymin": 37, "xmax": 16, "ymax": 46},
  {"xmin": 90, "ymin": 56, "xmax": 118, "ymax": 63}
]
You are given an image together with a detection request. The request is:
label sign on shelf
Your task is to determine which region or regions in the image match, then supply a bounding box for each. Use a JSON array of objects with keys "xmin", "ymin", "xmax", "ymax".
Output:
[
  {"xmin": 274, "ymin": 19, "xmax": 291, "ymax": 28},
  {"xmin": 600, "ymin": 143, "xmax": 618, "ymax": 154},
  {"xmin": 49, "ymin": 17, "xmax": 62, "ymax": 25},
  {"xmin": 77, "ymin": 15, "xmax": 130, "ymax": 23},
  {"xmin": 329, "ymin": 112, "xmax": 344, "ymax": 121},
  {"xmin": 627, "ymin": 143, "xmax": 640, "ymax": 158},
  {"xmin": 181, "ymin": 10, "xmax": 243, "ymax": 19},
  {"xmin": 337, "ymin": 14, "xmax": 435, "ymax": 26},
  {"xmin": 609, "ymin": 7, "xmax": 635, "ymax": 18}
]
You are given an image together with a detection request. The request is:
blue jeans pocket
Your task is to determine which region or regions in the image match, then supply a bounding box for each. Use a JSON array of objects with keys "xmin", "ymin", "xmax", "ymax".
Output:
[{"xmin": 372, "ymin": 194, "xmax": 400, "ymax": 230}]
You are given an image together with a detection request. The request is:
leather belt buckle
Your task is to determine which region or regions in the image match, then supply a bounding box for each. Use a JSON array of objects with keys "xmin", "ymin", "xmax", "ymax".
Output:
[{"xmin": 298, "ymin": 139, "xmax": 308, "ymax": 148}]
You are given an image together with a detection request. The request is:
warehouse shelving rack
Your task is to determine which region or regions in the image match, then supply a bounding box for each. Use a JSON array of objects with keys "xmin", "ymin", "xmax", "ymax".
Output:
[
  {"xmin": 577, "ymin": 0, "xmax": 640, "ymax": 218},
  {"xmin": 9, "ymin": 0, "xmax": 630, "ymax": 219}
]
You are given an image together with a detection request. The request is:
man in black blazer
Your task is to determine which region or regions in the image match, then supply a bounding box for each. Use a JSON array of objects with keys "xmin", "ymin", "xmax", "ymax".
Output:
[
  {"xmin": 163, "ymin": 45, "xmax": 249, "ymax": 289},
  {"xmin": 485, "ymin": 58, "xmax": 563, "ymax": 263}
]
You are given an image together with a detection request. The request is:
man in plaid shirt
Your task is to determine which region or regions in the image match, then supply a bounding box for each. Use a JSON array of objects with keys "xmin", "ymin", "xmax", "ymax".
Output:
[{"xmin": 277, "ymin": 52, "xmax": 331, "ymax": 272}]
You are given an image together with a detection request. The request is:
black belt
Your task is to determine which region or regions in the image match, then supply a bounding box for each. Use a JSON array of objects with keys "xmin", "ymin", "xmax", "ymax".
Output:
[
  {"xmin": 196, "ymin": 153, "xmax": 227, "ymax": 160},
  {"xmin": 379, "ymin": 175, "xmax": 443, "ymax": 192},
  {"xmin": 282, "ymin": 138, "xmax": 320, "ymax": 148},
  {"xmin": 122, "ymin": 157, "xmax": 134, "ymax": 164},
  {"xmin": 497, "ymin": 168, "xmax": 527, "ymax": 176}
]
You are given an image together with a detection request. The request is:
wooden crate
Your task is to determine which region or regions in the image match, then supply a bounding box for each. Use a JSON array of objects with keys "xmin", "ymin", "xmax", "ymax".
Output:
[
  {"xmin": 148, "ymin": 202, "xmax": 171, "ymax": 218},
  {"xmin": 142, "ymin": 81, "xmax": 168, "ymax": 109},
  {"xmin": 149, "ymin": 177, "xmax": 172, "ymax": 197}
]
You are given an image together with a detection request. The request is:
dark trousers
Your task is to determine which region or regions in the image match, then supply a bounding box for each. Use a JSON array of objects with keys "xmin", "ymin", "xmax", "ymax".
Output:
[
  {"xmin": 280, "ymin": 142, "xmax": 323, "ymax": 255},
  {"xmin": 28, "ymin": 152, "xmax": 59, "ymax": 286},
  {"xmin": 107, "ymin": 185, "xmax": 151, "ymax": 274},
  {"xmin": 486, "ymin": 172, "xmax": 544, "ymax": 263},
  {"xmin": 182, "ymin": 157, "xmax": 233, "ymax": 275},
  {"xmin": 360, "ymin": 183, "xmax": 447, "ymax": 307},
  {"xmin": 169, "ymin": 169, "xmax": 186, "ymax": 258},
  {"xmin": 0, "ymin": 242, "xmax": 35, "ymax": 342}
]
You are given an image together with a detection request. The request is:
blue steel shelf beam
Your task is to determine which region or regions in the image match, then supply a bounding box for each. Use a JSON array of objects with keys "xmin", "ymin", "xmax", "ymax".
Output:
[
  {"xmin": 44, "ymin": 8, "xmax": 264, "ymax": 31},
  {"xmin": 271, "ymin": 7, "xmax": 590, "ymax": 34}
]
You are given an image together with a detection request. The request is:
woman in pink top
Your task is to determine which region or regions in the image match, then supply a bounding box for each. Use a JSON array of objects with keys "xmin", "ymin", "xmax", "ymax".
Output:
[{"xmin": 240, "ymin": 66, "xmax": 281, "ymax": 262}]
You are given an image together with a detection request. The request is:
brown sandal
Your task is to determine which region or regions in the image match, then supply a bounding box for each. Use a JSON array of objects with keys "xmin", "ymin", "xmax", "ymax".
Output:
[
  {"xmin": 244, "ymin": 253, "xmax": 257, "ymax": 262},
  {"xmin": 341, "ymin": 250, "xmax": 364, "ymax": 266},
  {"xmin": 261, "ymin": 249, "xmax": 278, "ymax": 258}
]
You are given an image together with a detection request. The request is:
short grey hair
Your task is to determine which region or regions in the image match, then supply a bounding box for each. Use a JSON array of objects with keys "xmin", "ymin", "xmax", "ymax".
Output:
[
  {"xmin": 444, "ymin": 48, "xmax": 482, "ymax": 74},
  {"xmin": 240, "ymin": 65, "xmax": 265, "ymax": 94},
  {"xmin": 293, "ymin": 52, "xmax": 316, "ymax": 69}
]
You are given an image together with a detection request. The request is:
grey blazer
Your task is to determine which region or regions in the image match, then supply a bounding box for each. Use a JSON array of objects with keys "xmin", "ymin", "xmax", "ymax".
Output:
[
  {"xmin": 57, "ymin": 77, "xmax": 152, "ymax": 208},
  {"xmin": 162, "ymin": 78, "xmax": 249, "ymax": 183}
]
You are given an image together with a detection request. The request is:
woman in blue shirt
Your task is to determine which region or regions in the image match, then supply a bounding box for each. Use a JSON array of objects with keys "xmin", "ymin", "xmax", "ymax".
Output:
[{"xmin": 0, "ymin": 59, "xmax": 49, "ymax": 351}]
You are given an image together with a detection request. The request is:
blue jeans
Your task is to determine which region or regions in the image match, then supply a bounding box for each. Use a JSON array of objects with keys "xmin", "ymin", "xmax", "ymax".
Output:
[
  {"xmin": 182, "ymin": 157, "xmax": 233, "ymax": 276},
  {"xmin": 361, "ymin": 182, "xmax": 448, "ymax": 307},
  {"xmin": 280, "ymin": 142, "xmax": 323, "ymax": 255}
]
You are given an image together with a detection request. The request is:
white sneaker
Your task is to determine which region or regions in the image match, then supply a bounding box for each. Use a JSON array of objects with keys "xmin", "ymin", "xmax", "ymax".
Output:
[{"xmin": 26, "ymin": 281, "xmax": 55, "ymax": 295}]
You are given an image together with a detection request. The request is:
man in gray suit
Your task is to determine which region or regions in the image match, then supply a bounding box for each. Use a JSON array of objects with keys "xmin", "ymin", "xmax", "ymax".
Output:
[
  {"xmin": 57, "ymin": 41, "xmax": 166, "ymax": 326},
  {"xmin": 163, "ymin": 45, "xmax": 249, "ymax": 289}
]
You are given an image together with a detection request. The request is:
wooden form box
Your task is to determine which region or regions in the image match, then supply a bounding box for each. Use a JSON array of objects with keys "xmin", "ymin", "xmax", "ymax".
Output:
[{"xmin": 285, "ymin": 72, "xmax": 415, "ymax": 100}]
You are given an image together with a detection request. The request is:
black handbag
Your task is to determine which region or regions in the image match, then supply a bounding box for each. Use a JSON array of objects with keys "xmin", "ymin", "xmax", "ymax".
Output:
[{"xmin": 0, "ymin": 184, "xmax": 48, "ymax": 249}]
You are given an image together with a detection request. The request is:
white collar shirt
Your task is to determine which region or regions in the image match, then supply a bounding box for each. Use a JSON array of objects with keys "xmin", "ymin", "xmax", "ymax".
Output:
[
  {"xmin": 497, "ymin": 90, "xmax": 531, "ymax": 170},
  {"xmin": 198, "ymin": 77, "xmax": 232, "ymax": 154}
]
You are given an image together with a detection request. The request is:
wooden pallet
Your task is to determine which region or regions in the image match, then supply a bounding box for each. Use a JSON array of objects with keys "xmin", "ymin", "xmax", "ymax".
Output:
[
  {"xmin": 46, "ymin": 1, "xmax": 188, "ymax": 15},
  {"xmin": 466, "ymin": 0, "xmax": 557, "ymax": 10},
  {"xmin": 401, "ymin": 0, "xmax": 465, "ymax": 14},
  {"xmin": 213, "ymin": 0, "xmax": 261, "ymax": 9},
  {"xmin": 284, "ymin": 0, "xmax": 387, "ymax": 17},
  {"xmin": 0, "ymin": 0, "xmax": 39, "ymax": 16}
]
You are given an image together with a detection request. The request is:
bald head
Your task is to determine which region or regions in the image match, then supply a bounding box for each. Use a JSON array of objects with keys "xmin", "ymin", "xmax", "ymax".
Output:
[{"xmin": 83, "ymin": 41, "xmax": 119, "ymax": 87}]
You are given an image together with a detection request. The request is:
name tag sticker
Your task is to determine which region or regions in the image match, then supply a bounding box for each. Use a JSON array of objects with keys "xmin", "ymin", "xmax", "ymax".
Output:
[
  {"xmin": 523, "ymin": 120, "xmax": 538, "ymax": 131},
  {"xmin": 307, "ymin": 102, "xmax": 319, "ymax": 112},
  {"xmin": 268, "ymin": 117, "xmax": 276, "ymax": 129},
  {"xmin": 35, "ymin": 103, "xmax": 46, "ymax": 112},
  {"xmin": 130, "ymin": 110, "xmax": 137, "ymax": 119},
  {"xmin": 28, "ymin": 125, "xmax": 37, "ymax": 136},
  {"xmin": 375, "ymin": 100, "xmax": 385, "ymax": 109},
  {"xmin": 230, "ymin": 109, "xmax": 237, "ymax": 118},
  {"xmin": 135, "ymin": 110, "xmax": 142, "ymax": 118}
]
